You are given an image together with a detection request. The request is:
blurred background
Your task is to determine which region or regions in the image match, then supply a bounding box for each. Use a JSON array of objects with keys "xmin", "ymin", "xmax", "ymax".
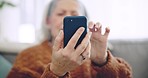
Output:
[{"xmin": 0, "ymin": 0, "xmax": 148, "ymax": 78}]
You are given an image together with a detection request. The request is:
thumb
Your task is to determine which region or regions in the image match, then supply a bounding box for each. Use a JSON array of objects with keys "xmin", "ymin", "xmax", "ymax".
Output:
[{"xmin": 53, "ymin": 30, "xmax": 64, "ymax": 51}]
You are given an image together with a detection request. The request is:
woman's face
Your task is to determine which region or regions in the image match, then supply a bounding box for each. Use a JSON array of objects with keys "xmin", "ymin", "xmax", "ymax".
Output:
[{"xmin": 47, "ymin": 0, "xmax": 82, "ymax": 39}]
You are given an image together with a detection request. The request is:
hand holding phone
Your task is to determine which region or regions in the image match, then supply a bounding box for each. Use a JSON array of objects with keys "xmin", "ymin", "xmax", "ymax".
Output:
[{"xmin": 63, "ymin": 16, "xmax": 87, "ymax": 48}]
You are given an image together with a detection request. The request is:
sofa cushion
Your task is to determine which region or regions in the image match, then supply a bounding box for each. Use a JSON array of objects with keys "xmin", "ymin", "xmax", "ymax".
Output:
[
  {"xmin": 0, "ymin": 55, "xmax": 12, "ymax": 78},
  {"xmin": 110, "ymin": 40, "xmax": 148, "ymax": 78}
]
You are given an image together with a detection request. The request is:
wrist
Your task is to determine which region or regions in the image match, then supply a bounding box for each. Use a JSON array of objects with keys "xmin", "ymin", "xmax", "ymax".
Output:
[
  {"xmin": 92, "ymin": 51, "xmax": 108, "ymax": 65},
  {"xmin": 50, "ymin": 63, "xmax": 67, "ymax": 76}
]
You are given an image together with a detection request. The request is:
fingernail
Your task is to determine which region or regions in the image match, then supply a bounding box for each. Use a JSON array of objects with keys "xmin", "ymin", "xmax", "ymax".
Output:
[
  {"xmin": 96, "ymin": 23, "xmax": 100, "ymax": 29},
  {"xmin": 89, "ymin": 24, "xmax": 94, "ymax": 29},
  {"xmin": 89, "ymin": 25, "xmax": 95, "ymax": 32},
  {"xmin": 89, "ymin": 22, "xmax": 94, "ymax": 28},
  {"xmin": 79, "ymin": 27, "xmax": 85, "ymax": 31},
  {"xmin": 89, "ymin": 25, "xmax": 93, "ymax": 29},
  {"xmin": 107, "ymin": 26, "xmax": 110, "ymax": 29}
]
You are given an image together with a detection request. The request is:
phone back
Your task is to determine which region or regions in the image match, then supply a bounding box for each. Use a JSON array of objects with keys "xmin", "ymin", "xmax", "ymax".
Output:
[{"xmin": 63, "ymin": 16, "xmax": 87, "ymax": 48}]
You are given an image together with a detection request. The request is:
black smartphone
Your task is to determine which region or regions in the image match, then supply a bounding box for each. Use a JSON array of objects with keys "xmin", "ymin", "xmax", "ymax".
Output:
[{"xmin": 63, "ymin": 16, "xmax": 87, "ymax": 48}]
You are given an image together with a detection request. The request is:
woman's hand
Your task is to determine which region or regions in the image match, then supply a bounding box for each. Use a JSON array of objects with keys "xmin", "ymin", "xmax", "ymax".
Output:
[
  {"xmin": 50, "ymin": 27, "xmax": 92, "ymax": 76},
  {"xmin": 88, "ymin": 22, "xmax": 110, "ymax": 65}
]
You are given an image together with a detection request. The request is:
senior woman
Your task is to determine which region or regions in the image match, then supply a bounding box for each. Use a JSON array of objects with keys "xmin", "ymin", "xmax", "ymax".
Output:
[{"xmin": 7, "ymin": 0, "xmax": 132, "ymax": 78}]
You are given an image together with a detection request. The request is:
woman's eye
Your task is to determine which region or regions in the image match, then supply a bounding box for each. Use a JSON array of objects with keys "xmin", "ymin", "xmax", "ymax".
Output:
[{"xmin": 57, "ymin": 13, "xmax": 65, "ymax": 16}]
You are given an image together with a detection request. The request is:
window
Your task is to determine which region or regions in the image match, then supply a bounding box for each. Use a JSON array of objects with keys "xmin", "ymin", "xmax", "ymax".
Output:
[
  {"xmin": 0, "ymin": 0, "xmax": 148, "ymax": 44},
  {"xmin": 0, "ymin": 0, "xmax": 50, "ymax": 43},
  {"xmin": 81, "ymin": 0, "xmax": 148, "ymax": 39}
]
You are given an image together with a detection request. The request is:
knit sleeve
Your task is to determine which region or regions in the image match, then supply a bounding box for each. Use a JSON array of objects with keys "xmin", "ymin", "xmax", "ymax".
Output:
[
  {"xmin": 90, "ymin": 51, "xmax": 132, "ymax": 78},
  {"xmin": 40, "ymin": 64, "xmax": 71, "ymax": 78},
  {"xmin": 7, "ymin": 50, "xmax": 71, "ymax": 78},
  {"xmin": 7, "ymin": 65, "xmax": 41, "ymax": 78},
  {"xmin": 7, "ymin": 64, "xmax": 71, "ymax": 78}
]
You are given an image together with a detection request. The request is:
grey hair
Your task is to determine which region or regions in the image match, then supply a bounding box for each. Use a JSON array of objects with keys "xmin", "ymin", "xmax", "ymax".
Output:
[
  {"xmin": 40, "ymin": 0, "xmax": 88, "ymax": 42},
  {"xmin": 47, "ymin": 0, "xmax": 88, "ymax": 17}
]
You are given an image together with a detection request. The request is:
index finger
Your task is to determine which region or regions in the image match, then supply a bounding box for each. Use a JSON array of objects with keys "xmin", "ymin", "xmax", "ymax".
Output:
[{"xmin": 66, "ymin": 27, "xmax": 85, "ymax": 49}]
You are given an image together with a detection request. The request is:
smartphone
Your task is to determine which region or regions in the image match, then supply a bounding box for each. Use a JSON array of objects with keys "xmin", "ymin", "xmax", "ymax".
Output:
[{"xmin": 63, "ymin": 16, "xmax": 87, "ymax": 48}]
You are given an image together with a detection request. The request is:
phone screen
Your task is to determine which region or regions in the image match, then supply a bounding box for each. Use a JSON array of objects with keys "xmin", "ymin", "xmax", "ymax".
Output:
[{"xmin": 63, "ymin": 16, "xmax": 87, "ymax": 48}]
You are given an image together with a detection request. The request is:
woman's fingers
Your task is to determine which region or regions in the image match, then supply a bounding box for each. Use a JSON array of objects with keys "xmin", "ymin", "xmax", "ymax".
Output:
[
  {"xmin": 53, "ymin": 30, "xmax": 64, "ymax": 51},
  {"xmin": 88, "ymin": 22, "xmax": 95, "ymax": 32},
  {"xmin": 88, "ymin": 21, "xmax": 94, "ymax": 29},
  {"xmin": 104, "ymin": 26, "xmax": 110, "ymax": 37},
  {"xmin": 89, "ymin": 22, "xmax": 110, "ymax": 40},
  {"xmin": 96, "ymin": 22, "xmax": 110, "ymax": 37},
  {"xmin": 75, "ymin": 31, "xmax": 92, "ymax": 56},
  {"xmin": 77, "ymin": 42, "xmax": 91, "ymax": 65},
  {"xmin": 89, "ymin": 22, "xmax": 102, "ymax": 35},
  {"xmin": 96, "ymin": 22, "xmax": 102, "ymax": 33},
  {"xmin": 82, "ymin": 42, "xmax": 91, "ymax": 59},
  {"xmin": 66, "ymin": 27, "xmax": 85, "ymax": 49}
]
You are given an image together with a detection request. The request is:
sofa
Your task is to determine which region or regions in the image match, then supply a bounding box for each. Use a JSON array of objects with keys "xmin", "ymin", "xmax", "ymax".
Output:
[
  {"xmin": 110, "ymin": 39, "xmax": 148, "ymax": 78},
  {"xmin": 0, "ymin": 39, "xmax": 148, "ymax": 78},
  {"xmin": 0, "ymin": 54, "xmax": 13, "ymax": 78}
]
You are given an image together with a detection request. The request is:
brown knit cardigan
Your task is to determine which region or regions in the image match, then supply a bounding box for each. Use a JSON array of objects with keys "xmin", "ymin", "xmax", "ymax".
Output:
[{"xmin": 7, "ymin": 40, "xmax": 132, "ymax": 78}]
